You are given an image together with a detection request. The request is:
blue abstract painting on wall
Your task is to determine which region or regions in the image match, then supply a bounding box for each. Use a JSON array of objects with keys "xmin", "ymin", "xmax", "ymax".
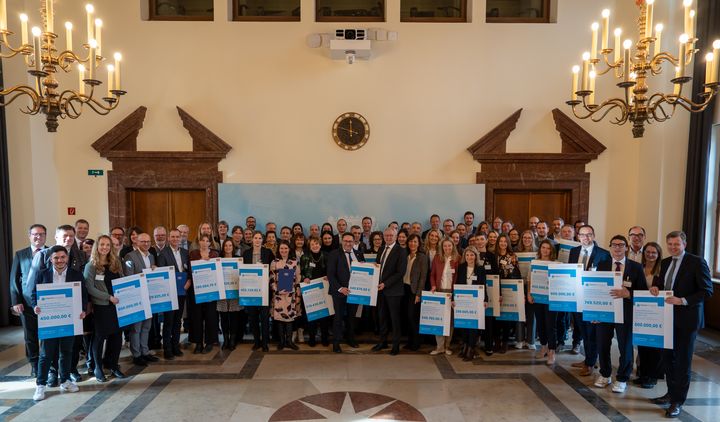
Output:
[{"xmin": 219, "ymin": 184, "xmax": 485, "ymax": 230}]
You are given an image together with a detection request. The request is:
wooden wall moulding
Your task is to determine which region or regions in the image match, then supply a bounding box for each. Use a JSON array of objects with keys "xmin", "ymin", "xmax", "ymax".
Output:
[
  {"xmin": 468, "ymin": 108, "xmax": 606, "ymax": 224},
  {"xmin": 92, "ymin": 106, "xmax": 232, "ymax": 230}
]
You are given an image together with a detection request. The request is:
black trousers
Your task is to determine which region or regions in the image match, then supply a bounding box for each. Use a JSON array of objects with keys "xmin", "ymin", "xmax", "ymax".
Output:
[
  {"xmin": 19, "ymin": 306, "xmax": 39, "ymax": 374},
  {"xmin": 149, "ymin": 314, "xmax": 162, "ymax": 348},
  {"xmin": 307, "ymin": 316, "xmax": 330, "ymax": 344},
  {"xmin": 379, "ymin": 294, "xmax": 403, "ymax": 348},
  {"xmin": 37, "ymin": 337, "xmax": 74, "ymax": 386},
  {"xmin": 332, "ymin": 295, "xmax": 358, "ymax": 345},
  {"xmin": 597, "ymin": 322, "xmax": 633, "ymax": 381},
  {"xmin": 92, "ymin": 332, "xmax": 122, "ymax": 376},
  {"xmin": 247, "ymin": 306, "xmax": 270, "ymax": 347},
  {"xmin": 581, "ymin": 321, "xmax": 599, "ymax": 366},
  {"xmin": 162, "ymin": 296, "xmax": 186, "ymax": 352},
  {"xmin": 483, "ymin": 316, "xmax": 495, "ymax": 350},
  {"xmin": 637, "ymin": 345, "xmax": 664, "ymax": 381},
  {"xmin": 664, "ymin": 326, "xmax": 698, "ymax": 405},
  {"xmin": 404, "ymin": 285, "xmax": 421, "ymax": 348},
  {"xmin": 70, "ymin": 334, "xmax": 94, "ymax": 373},
  {"xmin": 535, "ymin": 304, "xmax": 558, "ymax": 349},
  {"xmin": 189, "ymin": 296, "xmax": 218, "ymax": 345},
  {"xmin": 571, "ymin": 312, "xmax": 583, "ymax": 346},
  {"xmin": 219, "ymin": 310, "xmax": 240, "ymax": 341}
]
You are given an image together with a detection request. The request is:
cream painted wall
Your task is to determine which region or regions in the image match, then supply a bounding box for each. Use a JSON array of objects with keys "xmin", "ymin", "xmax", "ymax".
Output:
[{"xmin": 4, "ymin": 0, "xmax": 701, "ymax": 250}]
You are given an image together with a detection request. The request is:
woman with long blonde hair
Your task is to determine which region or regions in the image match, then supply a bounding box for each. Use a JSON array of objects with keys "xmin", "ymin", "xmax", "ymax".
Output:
[{"xmin": 429, "ymin": 237, "xmax": 460, "ymax": 355}]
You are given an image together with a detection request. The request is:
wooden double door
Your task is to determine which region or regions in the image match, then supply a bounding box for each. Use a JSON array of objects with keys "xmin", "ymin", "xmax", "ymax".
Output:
[
  {"xmin": 128, "ymin": 189, "xmax": 206, "ymax": 240},
  {"xmin": 492, "ymin": 190, "xmax": 571, "ymax": 231}
]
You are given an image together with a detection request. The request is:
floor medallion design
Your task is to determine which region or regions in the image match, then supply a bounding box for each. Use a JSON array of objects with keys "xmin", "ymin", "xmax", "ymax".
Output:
[{"xmin": 269, "ymin": 391, "xmax": 426, "ymax": 421}]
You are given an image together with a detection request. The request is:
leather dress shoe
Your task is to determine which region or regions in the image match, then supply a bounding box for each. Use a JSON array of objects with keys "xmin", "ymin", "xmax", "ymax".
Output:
[
  {"xmin": 579, "ymin": 366, "xmax": 594, "ymax": 376},
  {"xmin": 262, "ymin": 345, "xmax": 269, "ymax": 352},
  {"xmin": 651, "ymin": 394, "xmax": 671, "ymax": 406},
  {"xmin": 390, "ymin": 346, "xmax": 399, "ymax": 356},
  {"xmin": 333, "ymin": 344, "xmax": 342, "ymax": 353},
  {"xmin": 371, "ymin": 343, "xmax": 388, "ymax": 352},
  {"xmin": 571, "ymin": 361, "xmax": 586, "ymax": 368},
  {"xmin": 164, "ymin": 351, "xmax": 175, "ymax": 360},
  {"xmin": 142, "ymin": 354, "xmax": 159, "ymax": 362},
  {"xmin": 347, "ymin": 341, "xmax": 359, "ymax": 348},
  {"xmin": 133, "ymin": 357, "xmax": 148, "ymax": 366},
  {"xmin": 111, "ymin": 369, "xmax": 127, "ymax": 379},
  {"xmin": 193, "ymin": 344, "xmax": 203, "ymax": 354},
  {"xmin": 172, "ymin": 349, "xmax": 184, "ymax": 357},
  {"xmin": 202, "ymin": 344, "xmax": 214, "ymax": 354},
  {"xmin": 665, "ymin": 403, "xmax": 682, "ymax": 418},
  {"xmin": 251, "ymin": 343, "xmax": 261, "ymax": 351}
]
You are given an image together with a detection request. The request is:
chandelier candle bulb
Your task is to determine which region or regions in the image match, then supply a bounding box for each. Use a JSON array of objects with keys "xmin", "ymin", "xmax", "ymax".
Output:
[
  {"xmin": 0, "ymin": 0, "xmax": 6, "ymax": 31},
  {"xmin": 20, "ymin": 14, "xmax": 28, "ymax": 46},
  {"xmin": 85, "ymin": 4, "xmax": 93, "ymax": 43},
  {"xmin": 46, "ymin": 0, "xmax": 53, "ymax": 34},
  {"xmin": 688, "ymin": 10, "xmax": 695, "ymax": 40},
  {"xmin": 623, "ymin": 39, "xmax": 632, "ymax": 81},
  {"xmin": 654, "ymin": 24, "xmax": 663, "ymax": 57},
  {"xmin": 712, "ymin": 40, "xmax": 720, "ymax": 84},
  {"xmin": 94, "ymin": 19, "xmax": 101, "ymax": 56},
  {"xmin": 591, "ymin": 22, "xmax": 599, "ymax": 60},
  {"xmin": 88, "ymin": 39, "xmax": 96, "ymax": 80},
  {"xmin": 106, "ymin": 64, "xmax": 113, "ymax": 97},
  {"xmin": 571, "ymin": 66, "xmax": 579, "ymax": 100},
  {"xmin": 678, "ymin": 34, "xmax": 689, "ymax": 78},
  {"xmin": 614, "ymin": 28, "xmax": 622, "ymax": 62},
  {"xmin": 645, "ymin": 0, "xmax": 654, "ymax": 38},
  {"xmin": 64, "ymin": 22, "xmax": 72, "ymax": 51},
  {"xmin": 674, "ymin": 67, "xmax": 681, "ymax": 95},
  {"xmin": 589, "ymin": 70, "xmax": 596, "ymax": 104},
  {"xmin": 113, "ymin": 52, "xmax": 121, "ymax": 90},
  {"xmin": 684, "ymin": 0, "xmax": 692, "ymax": 36},
  {"xmin": 705, "ymin": 53, "xmax": 714, "ymax": 91},
  {"xmin": 78, "ymin": 64, "xmax": 85, "ymax": 95},
  {"xmin": 601, "ymin": 9, "xmax": 610, "ymax": 50},
  {"xmin": 31, "ymin": 27, "xmax": 41, "ymax": 71},
  {"xmin": 582, "ymin": 52, "xmax": 590, "ymax": 91}
]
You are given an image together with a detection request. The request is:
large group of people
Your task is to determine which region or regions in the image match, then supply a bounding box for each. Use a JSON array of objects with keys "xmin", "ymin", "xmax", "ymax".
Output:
[{"xmin": 8, "ymin": 213, "xmax": 713, "ymax": 418}]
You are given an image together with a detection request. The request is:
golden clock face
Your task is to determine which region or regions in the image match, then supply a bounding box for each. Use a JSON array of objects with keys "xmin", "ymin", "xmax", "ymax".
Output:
[{"xmin": 332, "ymin": 112, "xmax": 370, "ymax": 151}]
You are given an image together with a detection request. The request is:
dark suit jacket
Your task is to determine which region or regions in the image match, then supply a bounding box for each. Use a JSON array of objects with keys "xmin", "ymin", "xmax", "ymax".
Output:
[
  {"xmin": 156, "ymin": 246, "xmax": 190, "ymax": 274},
  {"xmin": 617, "ymin": 259, "xmax": 646, "ymax": 322},
  {"xmin": 327, "ymin": 248, "xmax": 365, "ymax": 297},
  {"xmin": 455, "ymin": 263, "xmax": 488, "ymax": 302},
  {"xmin": 30, "ymin": 267, "xmax": 88, "ymax": 309},
  {"xmin": 30, "ymin": 244, "xmax": 87, "ymax": 285},
  {"xmin": 659, "ymin": 253, "xmax": 713, "ymax": 331},
  {"xmin": 407, "ymin": 252, "xmax": 429, "ymax": 296},
  {"xmin": 568, "ymin": 242, "xmax": 613, "ymax": 271},
  {"xmin": 241, "ymin": 247, "xmax": 275, "ymax": 266},
  {"xmin": 378, "ymin": 243, "xmax": 408, "ymax": 297},
  {"xmin": 10, "ymin": 246, "xmax": 45, "ymax": 306}
]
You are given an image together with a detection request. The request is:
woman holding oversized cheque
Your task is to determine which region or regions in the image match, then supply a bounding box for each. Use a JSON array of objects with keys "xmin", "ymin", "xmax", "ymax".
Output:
[
  {"xmin": 429, "ymin": 238, "xmax": 459, "ymax": 355},
  {"xmin": 527, "ymin": 240, "xmax": 559, "ymax": 365},
  {"xmin": 188, "ymin": 234, "xmax": 220, "ymax": 354},
  {"xmin": 242, "ymin": 231, "xmax": 275, "ymax": 352},
  {"xmin": 454, "ymin": 246, "xmax": 487, "ymax": 361}
]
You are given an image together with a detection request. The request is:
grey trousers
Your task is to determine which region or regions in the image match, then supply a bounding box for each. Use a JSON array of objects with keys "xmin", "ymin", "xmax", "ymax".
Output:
[{"xmin": 130, "ymin": 318, "xmax": 152, "ymax": 357}]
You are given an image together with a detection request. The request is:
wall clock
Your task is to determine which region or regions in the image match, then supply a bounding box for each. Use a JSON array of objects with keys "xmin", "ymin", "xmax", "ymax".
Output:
[{"xmin": 332, "ymin": 112, "xmax": 370, "ymax": 150}]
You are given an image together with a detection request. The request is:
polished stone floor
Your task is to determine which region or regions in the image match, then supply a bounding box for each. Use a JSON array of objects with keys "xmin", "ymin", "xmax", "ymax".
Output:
[{"xmin": 1, "ymin": 326, "xmax": 720, "ymax": 421}]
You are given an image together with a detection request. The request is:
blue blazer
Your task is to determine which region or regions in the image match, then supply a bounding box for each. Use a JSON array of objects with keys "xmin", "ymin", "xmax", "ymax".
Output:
[{"xmin": 30, "ymin": 267, "xmax": 88, "ymax": 310}]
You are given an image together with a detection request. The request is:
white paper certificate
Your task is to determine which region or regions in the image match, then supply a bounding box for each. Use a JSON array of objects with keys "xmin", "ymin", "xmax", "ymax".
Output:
[
  {"xmin": 556, "ymin": 239, "xmax": 581, "ymax": 263},
  {"xmin": 348, "ymin": 263, "xmax": 379, "ymax": 306},
  {"xmin": 220, "ymin": 258, "xmax": 242, "ymax": 300},
  {"xmin": 581, "ymin": 271, "xmax": 623, "ymax": 323},
  {"xmin": 530, "ymin": 260, "xmax": 549, "ymax": 304},
  {"xmin": 301, "ymin": 278, "xmax": 335, "ymax": 321},
  {"xmin": 419, "ymin": 291, "xmax": 452, "ymax": 336},
  {"xmin": 485, "ymin": 275, "xmax": 501, "ymax": 317},
  {"xmin": 516, "ymin": 252, "xmax": 536, "ymax": 280},
  {"xmin": 548, "ymin": 263, "xmax": 584, "ymax": 312},
  {"xmin": 37, "ymin": 282, "xmax": 83, "ymax": 340},
  {"xmin": 142, "ymin": 266, "xmax": 179, "ymax": 314},
  {"xmin": 499, "ymin": 279, "xmax": 526, "ymax": 322},
  {"xmin": 191, "ymin": 258, "xmax": 226, "ymax": 304},
  {"xmin": 238, "ymin": 264, "xmax": 269, "ymax": 306},
  {"xmin": 454, "ymin": 285, "xmax": 485, "ymax": 329},
  {"xmin": 633, "ymin": 290, "xmax": 674, "ymax": 349},
  {"xmin": 112, "ymin": 274, "xmax": 152, "ymax": 328}
]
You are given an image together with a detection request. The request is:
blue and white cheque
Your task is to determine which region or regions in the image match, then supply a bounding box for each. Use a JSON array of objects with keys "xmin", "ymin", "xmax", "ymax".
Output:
[
  {"xmin": 142, "ymin": 266, "xmax": 179, "ymax": 314},
  {"xmin": 516, "ymin": 252, "xmax": 536, "ymax": 280},
  {"xmin": 530, "ymin": 260, "xmax": 550, "ymax": 304},
  {"xmin": 347, "ymin": 262, "xmax": 379, "ymax": 306},
  {"xmin": 112, "ymin": 274, "xmax": 152, "ymax": 328},
  {"xmin": 548, "ymin": 263, "xmax": 584, "ymax": 312},
  {"xmin": 633, "ymin": 290, "xmax": 674, "ymax": 349},
  {"xmin": 485, "ymin": 275, "xmax": 501, "ymax": 317},
  {"xmin": 191, "ymin": 258, "xmax": 226, "ymax": 304},
  {"xmin": 419, "ymin": 291, "xmax": 452, "ymax": 336},
  {"xmin": 238, "ymin": 263, "xmax": 269, "ymax": 306},
  {"xmin": 301, "ymin": 278, "xmax": 335, "ymax": 322},
  {"xmin": 499, "ymin": 279, "xmax": 526, "ymax": 322},
  {"xmin": 582, "ymin": 271, "xmax": 623, "ymax": 323},
  {"xmin": 556, "ymin": 239, "xmax": 581, "ymax": 263},
  {"xmin": 220, "ymin": 258, "xmax": 242, "ymax": 300},
  {"xmin": 364, "ymin": 254, "xmax": 377, "ymax": 264},
  {"xmin": 453, "ymin": 285, "xmax": 485, "ymax": 329},
  {"xmin": 37, "ymin": 282, "xmax": 83, "ymax": 340}
]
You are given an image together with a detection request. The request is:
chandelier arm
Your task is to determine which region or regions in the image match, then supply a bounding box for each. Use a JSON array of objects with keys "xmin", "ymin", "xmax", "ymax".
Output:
[
  {"xmin": 75, "ymin": 96, "xmax": 119, "ymax": 116},
  {"xmin": 649, "ymin": 52, "xmax": 678, "ymax": 75},
  {"xmin": 0, "ymin": 85, "xmax": 40, "ymax": 108},
  {"xmin": 56, "ymin": 50, "xmax": 93, "ymax": 72},
  {"xmin": 570, "ymin": 98, "xmax": 629, "ymax": 124},
  {"xmin": 646, "ymin": 98, "xmax": 674, "ymax": 122},
  {"xmin": 0, "ymin": 32, "xmax": 31, "ymax": 59}
]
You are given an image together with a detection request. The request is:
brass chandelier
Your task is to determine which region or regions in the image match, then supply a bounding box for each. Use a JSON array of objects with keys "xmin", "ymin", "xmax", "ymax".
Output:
[
  {"xmin": 566, "ymin": 0, "xmax": 718, "ymax": 138},
  {"xmin": 0, "ymin": 1, "xmax": 125, "ymax": 132}
]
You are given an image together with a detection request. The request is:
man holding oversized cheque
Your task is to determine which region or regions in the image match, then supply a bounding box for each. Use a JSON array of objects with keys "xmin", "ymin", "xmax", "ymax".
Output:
[
  {"xmin": 327, "ymin": 233, "xmax": 365, "ymax": 353},
  {"xmin": 30, "ymin": 246, "xmax": 87, "ymax": 401},
  {"xmin": 593, "ymin": 235, "xmax": 645, "ymax": 394},
  {"xmin": 649, "ymin": 231, "xmax": 713, "ymax": 419}
]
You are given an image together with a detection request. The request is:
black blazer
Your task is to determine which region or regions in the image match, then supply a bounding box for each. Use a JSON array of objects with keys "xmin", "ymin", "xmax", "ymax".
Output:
[
  {"xmin": 659, "ymin": 253, "xmax": 713, "ymax": 331},
  {"xmin": 616, "ymin": 259, "xmax": 646, "ymax": 321},
  {"xmin": 327, "ymin": 248, "xmax": 365, "ymax": 297},
  {"xmin": 378, "ymin": 243, "xmax": 408, "ymax": 297},
  {"xmin": 568, "ymin": 242, "xmax": 612, "ymax": 271},
  {"xmin": 455, "ymin": 263, "xmax": 488, "ymax": 302},
  {"xmin": 10, "ymin": 246, "xmax": 45, "ymax": 306},
  {"xmin": 407, "ymin": 252, "xmax": 429, "ymax": 296},
  {"xmin": 478, "ymin": 251, "xmax": 499, "ymax": 275},
  {"xmin": 241, "ymin": 247, "xmax": 275, "ymax": 266},
  {"xmin": 156, "ymin": 246, "xmax": 190, "ymax": 274},
  {"xmin": 30, "ymin": 267, "xmax": 88, "ymax": 310},
  {"xmin": 30, "ymin": 244, "xmax": 87, "ymax": 285}
]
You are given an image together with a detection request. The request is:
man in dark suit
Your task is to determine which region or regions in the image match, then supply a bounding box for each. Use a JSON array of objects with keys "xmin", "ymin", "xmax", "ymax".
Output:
[
  {"xmin": 421, "ymin": 214, "xmax": 441, "ymax": 240},
  {"xmin": 327, "ymin": 232, "xmax": 365, "ymax": 353},
  {"xmin": 372, "ymin": 228, "xmax": 408, "ymax": 355},
  {"xmin": 123, "ymin": 233, "xmax": 158, "ymax": 366},
  {"xmin": 29, "ymin": 246, "xmax": 87, "ymax": 401},
  {"xmin": 148, "ymin": 226, "xmax": 168, "ymax": 349},
  {"xmin": 593, "ymin": 235, "xmax": 646, "ymax": 393},
  {"xmin": 568, "ymin": 224, "xmax": 612, "ymax": 377},
  {"xmin": 156, "ymin": 229, "xmax": 190, "ymax": 360},
  {"xmin": 10, "ymin": 224, "xmax": 47, "ymax": 378},
  {"xmin": 651, "ymin": 231, "xmax": 713, "ymax": 418}
]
